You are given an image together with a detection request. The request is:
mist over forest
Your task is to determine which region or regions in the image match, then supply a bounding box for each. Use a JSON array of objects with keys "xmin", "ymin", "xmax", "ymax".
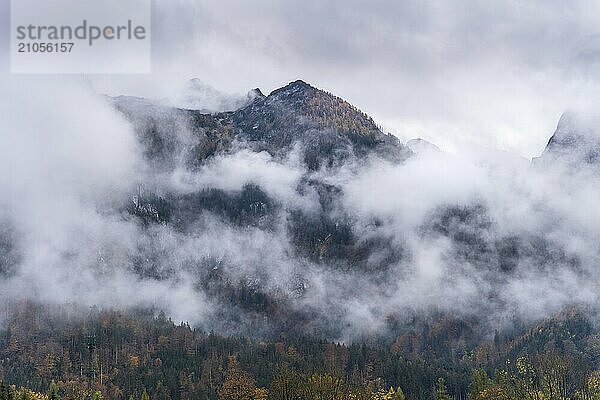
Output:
[
  {"xmin": 3, "ymin": 76, "xmax": 600, "ymax": 344},
  {"xmin": 5, "ymin": 1, "xmax": 600, "ymax": 398}
]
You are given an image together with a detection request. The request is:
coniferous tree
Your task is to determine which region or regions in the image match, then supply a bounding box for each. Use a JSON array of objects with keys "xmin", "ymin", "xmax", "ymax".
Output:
[
  {"xmin": 47, "ymin": 382, "xmax": 60, "ymax": 400},
  {"xmin": 153, "ymin": 381, "xmax": 171, "ymax": 400},
  {"xmin": 435, "ymin": 378, "xmax": 451, "ymax": 400},
  {"xmin": 469, "ymin": 369, "xmax": 490, "ymax": 400},
  {"xmin": 0, "ymin": 381, "xmax": 9, "ymax": 400}
]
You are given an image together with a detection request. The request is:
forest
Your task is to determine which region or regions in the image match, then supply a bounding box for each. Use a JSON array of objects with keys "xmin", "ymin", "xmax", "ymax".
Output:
[{"xmin": 0, "ymin": 302, "xmax": 599, "ymax": 400}]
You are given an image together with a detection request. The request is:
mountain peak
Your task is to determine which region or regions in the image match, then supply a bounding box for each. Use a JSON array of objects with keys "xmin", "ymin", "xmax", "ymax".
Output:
[
  {"xmin": 407, "ymin": 138, "xmax": 441, "ymax": 154},
  {"xmin": 230, "ymin": 79, "xmax": 411, "ymax": 169},
  {"xmin": 249, "ymin": 79, "xmax": 384, "ymax": 141},
  {"xmin": 288, "ymin": 79, "xmax": 312, "ymax": 88},
  {"xmin": 535, "ymin": 111, "xmax": 600, "ymax": 168},
  {"xmin": 247, "ymin": 88, "xmax": 265, "ymax": 101},
  {"xmin": 113, "ymin": 79, "xmax": 412, "ymax": 171},
  {"xmin": 268, "ymin": 79, "xmax": 316, "ymax": 99}
]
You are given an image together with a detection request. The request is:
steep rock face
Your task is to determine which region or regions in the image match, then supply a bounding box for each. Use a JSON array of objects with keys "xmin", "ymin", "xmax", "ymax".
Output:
[
  {"xmin": 113, "ymin": 81, "xmax": 409, "ymax": 276},
  {"xmin": 112, "ymin": 80, "xmax": 414, "ymax": 265},
  {"xmin": 169, "ymin": 183, "xmax": 276, "ymax": 231},
  {"xmin": 535, "ymin": 112, "xmax": 600, "ymax": 169}
]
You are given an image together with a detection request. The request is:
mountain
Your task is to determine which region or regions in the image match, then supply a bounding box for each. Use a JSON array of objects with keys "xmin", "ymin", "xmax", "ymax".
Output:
[
  {"xmin": 109, "ymin": 80, "xmax": 417, "ymax": 336},
  {"xmin": 231, "ymin": 80, "xmax": 411, "ymax": 169},
  {"xmin": 113, "ymin": 80, "xmax": 412, "ymax": 171},
  {"xmin": 406, "ymin": 138, "xmax": 441, "ymax": 155},
  {"xmin": 534, "ymin": 111, "xmax": 600, "ymax": 168},
  {"xmin": 109, "ymin": 81, "xmax": 588, "ymax": 339}
]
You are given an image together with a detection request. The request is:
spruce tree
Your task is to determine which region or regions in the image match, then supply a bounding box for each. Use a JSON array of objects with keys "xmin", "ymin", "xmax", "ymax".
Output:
[
  {"xmin": 435, "ymin": 378, "xmax": 451, "ymax": 400},
  {"xmin": 47, "ymin": 382, "xmax": 60, "ymax": 400},
  {"xmin": 469, "ymin": 369, "xmax": 489, "ymax": 400},
  {"xmin": 0, "ymin": 381, "xmax": 9, "ymax": 400}
]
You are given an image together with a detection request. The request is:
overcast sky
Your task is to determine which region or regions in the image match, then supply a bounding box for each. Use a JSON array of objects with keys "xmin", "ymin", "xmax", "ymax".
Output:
[{"xmin": 6, "ymin": 0, "xmax": 600, "ymax": 157}]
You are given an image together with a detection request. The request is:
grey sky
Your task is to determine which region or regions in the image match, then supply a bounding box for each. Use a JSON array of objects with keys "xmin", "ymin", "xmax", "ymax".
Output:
[{"xmin": 38, "ymin": 0, "xmax": 600, "ymax": 157}]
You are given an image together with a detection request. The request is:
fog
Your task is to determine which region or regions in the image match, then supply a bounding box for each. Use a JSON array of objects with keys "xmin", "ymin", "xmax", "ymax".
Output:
[
  {"xmin": 3, "ymin": 71, "xmax": 600, "ymax": 343},
  {"xmin": 0, "ymin": 75, "xmax": 212, "ymax": 322}
]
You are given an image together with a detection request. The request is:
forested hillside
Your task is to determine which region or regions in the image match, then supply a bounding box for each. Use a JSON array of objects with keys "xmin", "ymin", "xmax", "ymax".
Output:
[{"xmin": 1, "ymin": 303, "xmax": 600, "ymax": 400}]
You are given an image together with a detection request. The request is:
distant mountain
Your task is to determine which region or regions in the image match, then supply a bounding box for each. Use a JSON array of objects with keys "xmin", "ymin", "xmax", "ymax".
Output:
[
  {"xmin": 534, "ymin": 111, "xmax": 600, "ymax": 168},
  {"xmin": 406, "ymin": 138, "xmax": 441, "ymax": 154}
]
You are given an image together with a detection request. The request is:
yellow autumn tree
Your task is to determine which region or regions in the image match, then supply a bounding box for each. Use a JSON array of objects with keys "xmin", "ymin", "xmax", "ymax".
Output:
[
  {"xmin": 575, "ymin": 371, "xmax": 600, "ymax": 400},
  {"xmin": 218, "ymin": 356, "xmax": 258, "ymax": 400},
  {"xmin": 476, "ymin": 386, "xmax": 511, "ymax": 400},
  {"xmin": 371, "ymin": 387, "xmax": 407, "ymax": 400},
  {"xmin": 303, "ymin": 374, "xmax": 345, "ymax": 400}
]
